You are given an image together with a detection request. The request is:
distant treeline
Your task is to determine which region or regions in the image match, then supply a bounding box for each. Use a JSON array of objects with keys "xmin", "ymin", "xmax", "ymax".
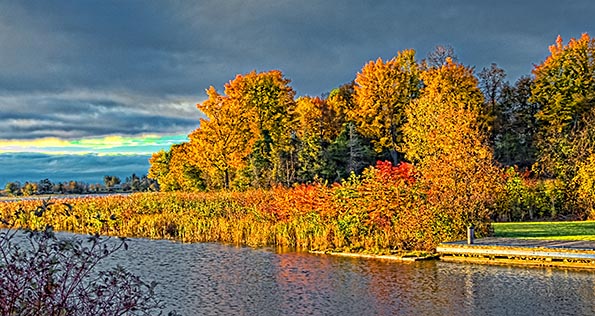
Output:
[{"xmin": 2, "ymin": 174, "xmax": 157, "ymax": 196}]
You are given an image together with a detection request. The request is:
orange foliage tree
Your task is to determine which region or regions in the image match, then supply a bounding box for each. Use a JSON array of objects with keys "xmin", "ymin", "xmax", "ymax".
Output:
[{"xmin": 404, "ymin": 59, "xmax": 503, "ymax": 239}]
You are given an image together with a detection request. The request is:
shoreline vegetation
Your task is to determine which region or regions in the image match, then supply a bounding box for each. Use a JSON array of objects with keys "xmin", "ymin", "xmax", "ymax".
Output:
[
  {"xmin": 1, "ymin": 193, "xmax": 592, "ymax": 262},
  {"xmin": 1, "ymin": 166, "xmax": 477, "ymax": 254}
]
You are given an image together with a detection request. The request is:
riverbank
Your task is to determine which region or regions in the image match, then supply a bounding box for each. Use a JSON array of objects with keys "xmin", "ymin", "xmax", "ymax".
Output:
[
  {"xmin": 315, "ymin": 221, "xmax": 595, "ymax": 269},
  {"xmin": 0, "ymin": 192, "xmax": 131, "ymax": 202},
  {"xmin": 433, "ymin": 221, "xmax": 595, "ymax": 269},
  {"xmin": 2, "ymin": 191, "xmax": 594, "ymax": 268},
  {"xmin": 310, "ymin": 250, "xmax": 439, "ymax": 262}
]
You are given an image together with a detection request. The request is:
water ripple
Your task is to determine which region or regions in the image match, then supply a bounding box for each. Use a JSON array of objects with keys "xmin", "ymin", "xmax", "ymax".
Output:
[{"xmin": 10, "ymin": 231, "xmax": 595, "ymax": 316}]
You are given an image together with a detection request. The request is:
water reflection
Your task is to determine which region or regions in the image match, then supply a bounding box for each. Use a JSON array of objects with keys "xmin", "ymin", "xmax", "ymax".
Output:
[{"xmin": 12, "ymin": 231, "xmax": 595, "ymax": 315}]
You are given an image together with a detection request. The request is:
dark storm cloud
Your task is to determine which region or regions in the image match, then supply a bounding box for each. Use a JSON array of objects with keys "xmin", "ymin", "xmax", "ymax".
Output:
[
  {"xmin": 0, "ymin": 153, "xmax": 150, "ymax": 185},
  {"xmin": 0, "ymin": 0, "xmax": 593, "ymax": 140}
]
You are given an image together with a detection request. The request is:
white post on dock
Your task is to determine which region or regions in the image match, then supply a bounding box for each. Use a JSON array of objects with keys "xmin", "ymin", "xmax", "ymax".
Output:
[{"xmin": 467, "ymin": 224, "xmax": 474, "ymax": 244}]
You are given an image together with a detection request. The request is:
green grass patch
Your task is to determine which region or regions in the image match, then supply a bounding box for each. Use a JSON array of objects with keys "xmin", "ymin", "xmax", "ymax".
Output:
[{"xmin": 493, "ymin": 221, "xmax": 595, "ymax": 241}]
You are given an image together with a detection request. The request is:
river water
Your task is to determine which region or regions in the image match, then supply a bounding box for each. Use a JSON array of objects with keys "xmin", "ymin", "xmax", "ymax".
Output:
[{"xmin": 97, "ymin": 237, "xmax": 595, "ymax": 316}]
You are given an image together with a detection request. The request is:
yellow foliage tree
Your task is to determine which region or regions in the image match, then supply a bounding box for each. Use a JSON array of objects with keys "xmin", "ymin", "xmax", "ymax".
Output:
[
  {"xmin": 230, "ymin": 70, "xmax": 297, "ymax": 187},
  {"xmin": 574, "ymin": 154, "xmax": 595, "ymax": 219},
  {"xmin": 352, "ymin": 49, "xmax": 420, "ymax": 162},
  {"xmin": 187, "ymin": 70, "xmax": 297, "ymax": 189},
  {"xmin": 325, "ymin": 82, "xmax": 355, "ymax": 139},
  {"xmin": 404, "ymin": 59, "xmax": 503, "ymax": 239},
  {"xmin": 148, "ymin": 149, "xmax": 170, "ymax": 190},
  {"xmin": 532, "ymin": 33, "xmax": 595, "ymax": 179},
  {"xmin": 295, "ymin": 96, "xmax": 341, "ymax": 142},
  {"xmin": 189, "ymin": 86, "xmax": 257, "ymax": 189},
  {"xmin": 149, "ymin": 143, "xmax": 204, "ymax": 191}
]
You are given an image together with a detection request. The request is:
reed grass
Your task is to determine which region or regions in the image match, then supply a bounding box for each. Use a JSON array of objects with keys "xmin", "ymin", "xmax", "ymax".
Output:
[{"xmin": 1, "ymin": 163, "xmax": 492, "ymax": 253}]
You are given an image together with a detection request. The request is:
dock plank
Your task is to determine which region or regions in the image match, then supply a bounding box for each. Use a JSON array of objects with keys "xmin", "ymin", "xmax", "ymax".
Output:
[
  {"xmin": 442, "ymin": 237, "xmax": 595, "ymax": 251},
  {"xmin": 437, "ymin": 238, "xmax": 595, "ymax": 269}
]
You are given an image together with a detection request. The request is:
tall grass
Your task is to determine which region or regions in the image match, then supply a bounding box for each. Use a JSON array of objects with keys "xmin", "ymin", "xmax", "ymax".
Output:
[{"xmin": 0, "ymin": 162, "xmax": 495, "ymax": 253}]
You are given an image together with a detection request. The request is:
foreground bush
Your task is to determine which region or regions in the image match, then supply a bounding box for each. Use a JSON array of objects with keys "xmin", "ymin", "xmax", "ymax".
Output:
[
  {"xmin": 0, "ymin": 205, "xmax": 175, "ymax": 316},
  {"xmin": 495, "ymin": 167, "xmax": 581, "ymax": 221}
]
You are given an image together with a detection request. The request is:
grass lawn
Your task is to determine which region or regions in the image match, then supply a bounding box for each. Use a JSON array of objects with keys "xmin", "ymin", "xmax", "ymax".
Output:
[{"xmin": 493, "ymin": 221, "xmax": 595, "ymax": 241}]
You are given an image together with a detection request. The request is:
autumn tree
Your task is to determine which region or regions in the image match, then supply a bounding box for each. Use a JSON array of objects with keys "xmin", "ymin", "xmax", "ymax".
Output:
[
  {"xmin": 294, "ymin": 96, "xmax": 327, "ymax": 181},
  {"xmin": 229, "ymin": 70, "xmax": 297, "ymax": 187},
  {"xmin": 532, "ymin": 33, "xmax": 595, "ymax": 179},
  {"xmin": 404, "ymin": 59, "xmax": 503, "ymax": 239},
  {"xmin": 187, "ymin": 70, "xmax": 297, "ymax": 189},
  {"xmin": 21, "ymin": 182, "xmax": 38, "ymax": 196},
  {"xmin": 4, "ymin": 182, "xmax": 20, "ymax": 196},
  {"xmin": 103, "ymin": 176, "xmax": 121, "ymax": 191},
  {"xmin": 148, "ymin": 143, "xmax": 204, "ymax": 191},
  {"xmin": 352, "ymin": 49, "xmax": 421, "ymax": 163},
  {"xmin": 66, "ymin": 181, "xmax": 85, "ymax": 194},
  {"xmin": 148, "ymin": 149, "xmax": 171, "ymax": 191},
  {"xmin": 325, "ymin": 82, "xmax": 355, "ymax": 138},
  {"xmin": 166, "ymin": 143, "xmax": 204, "ymax": 191},
  {"xmin": 189, "ymin": 86, "xmax": 257, "ymax": 189},
  {"xmin": 574, "ymin": 154, "xmax": 595, "ymax": 218}
]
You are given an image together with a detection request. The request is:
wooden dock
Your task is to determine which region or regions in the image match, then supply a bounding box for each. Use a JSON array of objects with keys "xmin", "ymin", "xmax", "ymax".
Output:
[{"xmin": 437, "ymin": 238, "xmax": 595, "ymax": 269}]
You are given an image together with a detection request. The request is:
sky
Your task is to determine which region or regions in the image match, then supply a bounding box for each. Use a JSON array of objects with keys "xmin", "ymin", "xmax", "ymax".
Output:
[{"xmin": 0, "ymin": 0, "xmax": 593, "ymax": 186}]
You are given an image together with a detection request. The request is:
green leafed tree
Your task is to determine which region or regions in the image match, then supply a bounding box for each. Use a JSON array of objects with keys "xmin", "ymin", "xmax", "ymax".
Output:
[
  {"xmin": 323, "ymin": 122, "xmax": 375, "ymax": 182},
  {"xmin": 493, "ymin": 76, "xmax": 540, "ymax": 168}
]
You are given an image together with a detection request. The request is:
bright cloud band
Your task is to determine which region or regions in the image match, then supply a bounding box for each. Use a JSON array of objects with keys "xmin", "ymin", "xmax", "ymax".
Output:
[{"xmin": 0, "ymin": 134, "xmax": 188, "ymax": 156}]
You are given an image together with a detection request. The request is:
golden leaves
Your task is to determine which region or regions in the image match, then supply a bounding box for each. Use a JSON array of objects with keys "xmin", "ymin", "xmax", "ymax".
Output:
[{"xmin": 352, "ymin": 49, "xmax": 421, "ymax": 155}]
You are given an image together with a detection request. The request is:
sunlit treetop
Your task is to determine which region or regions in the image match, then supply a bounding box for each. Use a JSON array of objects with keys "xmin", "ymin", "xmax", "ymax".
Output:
[
  {"xmin": 352, "ymin": 49, "xmax": 421, "ymax": 161},
  {"xmin": 532, "ymin": 33, "xmax": 595, "ymax": 134}
]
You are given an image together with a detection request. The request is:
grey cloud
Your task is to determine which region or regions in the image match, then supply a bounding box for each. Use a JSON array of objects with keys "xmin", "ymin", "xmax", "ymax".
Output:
[
  {"xmin": 0, "ymin": 0, "xmax": 593, "ymax": 140},
  {"xmin": 4, "ymin": 1, "xmax": 594, "ymax": 95},
  {"xmin": 0, "ymin": 95, "xmax": 200, "ymax": 139},
  {"xmin": 0, "ymin": 111, "xmax": 199, "ymax": 140}
]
